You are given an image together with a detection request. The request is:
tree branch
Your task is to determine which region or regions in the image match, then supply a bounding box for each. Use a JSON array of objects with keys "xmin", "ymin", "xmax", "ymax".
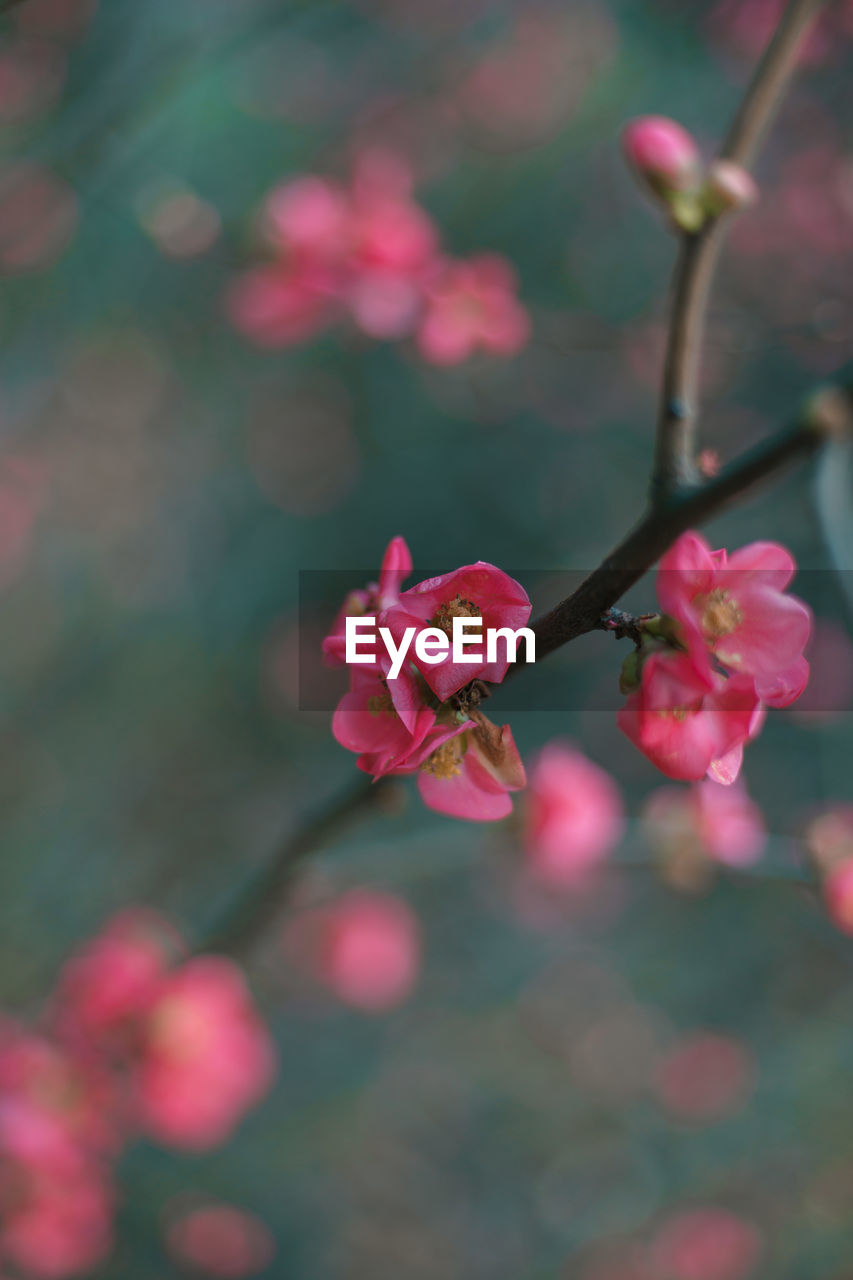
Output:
[{"xmin": 650, "ymin": 0, "xmax": 826, "ymax": 502}]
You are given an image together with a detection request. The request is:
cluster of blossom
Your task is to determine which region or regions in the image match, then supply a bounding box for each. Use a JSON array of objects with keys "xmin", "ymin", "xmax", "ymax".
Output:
[
  {"xmin": 622, "ymin": 115, "xmax": 757, "ymax": 232},
  {"xmin": 324, "ymin": 537, "xmax": 529, "ymax": 820},
  {"xmin": 0, "ymin": 910, "xmax": 275, "ymax": 1278},
  {"xmin": 619, "ymin": 532, "xmax": 811, "ymax": 784},
  {"xmin": 227, "ymin": 151, "xmax": 530, "ymax": 364}
]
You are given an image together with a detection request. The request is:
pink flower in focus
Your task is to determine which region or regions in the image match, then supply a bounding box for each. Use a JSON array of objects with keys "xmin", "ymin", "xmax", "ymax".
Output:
[
  {"xmin": 651, "ymin": 1208, "xmax": 762, "ymax": 1280},
  {"xmin": 416, "ymin": 714, "xmax": 526, "ymax": 821},
  {"xmin": 622, "ymin": 116, "xmax": 701, "ymax": 195},
  {"xmin": 381, "ymin": 560, "xmax": 531, "ymax": 700},
  {"xmin": 332, "ymin": 665, "xmax": 468, "ymax": 775},
  {"xmin": 524, "ymin": 741, "xmax": 624, "ymax": 885},
  {"xmin": 167, "ymin": 1203, "xmax": 275, "ymax": 1278},
  {"xmin": 134, "ymin": 957, "xmax": 276, "ymax": 1150},
  {"xmin": 416, "ymin": 254, "xmax": 530, "ymax": 365},
  {"xmin": 317, "ymin": 889, "xmax": 421, "ymax": 1011},
  {"xmin": 322, "ymin": 535, "xmax": 412, "ymax": 668},
  {"xmin": 619, "ymin": 648, "xmax": 760, "ymax": 782},
  {"xmin": 658, "ymin": 532, "xmax": 811, "ymax": 698}
]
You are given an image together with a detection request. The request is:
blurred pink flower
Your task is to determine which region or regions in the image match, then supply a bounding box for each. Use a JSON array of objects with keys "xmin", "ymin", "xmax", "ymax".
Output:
[
  {"xmin": 167, "ymin": 1203, "xmax": 275, "ymax": 1278},
  {"xmin": 823, "ymin": 857, "xmax": 853, "ymax": 935},
  {"xmin": 134, "ymin": 956, "xmax": 276, "ymax": 1150},
  {"xmin": 651, "ymin": 1208, "xmax": 762, "ymax": 1280},
  {"xmin": 655, "ymin": 1032, "xmax": 754, "ymax": 1121},
  {"xmin": 622, "ymin": 116, "xmax": 701, "ymax": 195},
  {"xmin": 317, "ymin": 889, "xmax": 421, "ymax": 1011},
  {"xmin": 416, "ymin": 254, "xmax": 530, "ymax": 365},
  {"xmin": 524, "ymin": 740, "xmax": 624, "ymax": 885}
]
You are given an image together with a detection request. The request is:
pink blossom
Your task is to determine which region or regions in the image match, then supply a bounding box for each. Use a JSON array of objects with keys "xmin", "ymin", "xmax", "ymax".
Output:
[
  {"xmin": 226, "ymin": 261, "xmax": 338, "ymax": 348},
  {"xmin": 416, "ymin": 714, "xmax": 525, "ymax": 821},
  {"xmin": 658, "ymin": 532, "xmax": 811, "ymax": 691},
  {"xmin": 263, "ymin": 175, "xmax": 350, "ymax": 259},
  {"xmin": 655, "ymin": 1032, "xmax": 754, "ymax": 1121},
  {"xmin": 619, "ymin": 648, "xmax": 760, "ymax": 782},
  {"xmin": 134, "ymin": 956, "xmax": 276, "ymax": 1150},
  {"xmin": 332, "ymin": 665, "xmax": 467, "ymax": 776},
  {"xmin": 380, "ymin": 560, "xmax": 531, "ymax": 700},
  {"xmin": 167, "ymin": 1203, "xmax": 275, "ymax": 1278},
  {"xmin": 54, "ymin": 909, "xmax": 177, "ymax": 1045},
  {"xmin": 823, "ymin": 858, "xmax": 853, "ymax": 935},
  {"xmin": 416, "ymin": 254, "xmax": 530, "ymax": 365},
  {"xmin": 317, "ymin": 889, "xmax": 421, "ymax": 1011},
  {"xmin": 651, "ymin": 1208, "xmax": 762, "ymax": 1280},
  {"xmin": 322, "ymin": 535, "xmax": 412, "ymax": 669},
  {"xmin": 622, "ymin": 116, "xmax": 701, "ymax": 194},
  {"xmin": 524, "ymin": 741, "xmax": 624, "ymax": 885}
]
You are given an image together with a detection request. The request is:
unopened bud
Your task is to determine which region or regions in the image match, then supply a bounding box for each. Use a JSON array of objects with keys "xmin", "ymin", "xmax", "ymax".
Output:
[
  {"xmin": 703, "ymin": 160, "xmax": 759, "ymax": 215},
  {"xmin": 622, "ymin": 116, "xmax": 702, "ymax": 198}
]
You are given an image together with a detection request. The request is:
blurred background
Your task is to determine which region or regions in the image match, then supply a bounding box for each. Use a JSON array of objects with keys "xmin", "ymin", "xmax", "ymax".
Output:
[{"xmin": 1, "ymin": 0, "xmax": 853, "ymax": 1276}]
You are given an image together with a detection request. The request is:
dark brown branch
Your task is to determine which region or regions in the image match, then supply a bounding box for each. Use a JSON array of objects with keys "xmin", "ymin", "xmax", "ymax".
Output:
[
  {"xmin": 202, "ymin": 777, "xmax": 392, "ymax": 958},
  {"xmin": 532, "ymin": 399, "xmax": 844, "ymax": 662},
  {"xmin": 651, "ymin": 0, "xmax": 826, "ymax": 502}
]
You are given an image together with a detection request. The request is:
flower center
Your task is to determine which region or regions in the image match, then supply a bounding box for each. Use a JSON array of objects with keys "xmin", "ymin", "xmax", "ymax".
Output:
[
  {"xmin": 430, "ymin": 595, "xmax": 481, "ymax": 638},
  {"xmin": 367, "ymin": 692, "xmax": 394, "ymax": 716},
  {"xmin": 699, "ymin": 587, "xmax": 742, "ymax": 639},
  {"xmin": 421, "ymin": 736, "xmax": 465, "ymax": 779}
]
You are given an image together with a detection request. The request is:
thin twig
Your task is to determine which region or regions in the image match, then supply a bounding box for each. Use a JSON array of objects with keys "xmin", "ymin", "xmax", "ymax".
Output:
[{"xmin": 650, "ymin": 0, "xmax": 826, "ymax": 502}]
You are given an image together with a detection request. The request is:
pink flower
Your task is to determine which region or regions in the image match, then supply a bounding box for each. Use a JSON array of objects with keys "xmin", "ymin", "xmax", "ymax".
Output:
[
  {"xmin": 380, "ymin": 560, "xmax": 531, "ymax": 701},
  {"xmin": 645, "ymin": 779, "xmax": 766, "ymax": 870},
  {"xmin": 823, "ymin": 857, "xmax": 853, "ymax": 934},
  {"xmin": 622, "ymin": 116, "xmax": 701, "ymax": 194},
  {"xmin": 166, "ymin": 1203, "xmax": 275, "ymax": 1278},
  {"xmin": 263, "ymin": 175, "xmax": 350, "ymax": 260},
  {"xmin": 134, "ymin": 957, "xmax": 276, "ymax": 1150},
  {"xmin": 322, "ymin": 535, "xmax": 412, "ymax": 668},
  {"xmin": 226, "ymin": 261, "xmax": 338, "ymax": 348},
  {"xmin": 416, "ymin": 713, "xmax": 526, "ymax": 821},
  {"xmin": 655, "ymin": 1032, "xmax": 754, "ymax": 1122},
  {"xmin": 53, "ymin": 909, "xmax": 177, "ymax": 1046},
  {"xmin": 332, "ymin": 665, "xmax": 467, "ymax": 776},
  {"xmin": 651, "ymin": 1208, "xmax": 762, "ymax": 1280},
  {"xmin": 316, "ymin": 890, "xmax": 421, "ymax": 1011},
  {"xmin": 524, "ymin": 741, "xmax": 624, "ymax": 885},
  {"xmin": 658, "ymin": 532, "xmax": 811, "ymax": 696},
  {"xmin": 416, "ymin": 254, "xmax": 530, "ymax": 365},
  {"xmin": 619, "ymin": 648, "xmax": 761, "ymax": 782}
]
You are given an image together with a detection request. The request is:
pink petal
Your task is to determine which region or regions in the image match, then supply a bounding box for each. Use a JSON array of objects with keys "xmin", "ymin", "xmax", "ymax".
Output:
[
  {"xmin": 707, "ymin": 745, "xmax": 743, "ymax": 786},
  {"xmin": 417, "ymin": 751, "xmax": 513, "ymax": 821}
]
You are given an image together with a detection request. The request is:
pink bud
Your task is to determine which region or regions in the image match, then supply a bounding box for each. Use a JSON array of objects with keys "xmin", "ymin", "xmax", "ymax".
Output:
[
  {"xmin": 621, "ymin": 116, "xmax": 701, "ymax": 194},
  {"xmin": 704, "ymin": 160, "xmax": 759, "ymax": 213}
]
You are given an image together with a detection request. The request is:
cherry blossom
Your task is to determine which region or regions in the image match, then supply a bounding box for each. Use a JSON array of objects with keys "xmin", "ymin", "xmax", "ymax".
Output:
[{"xmin": 524, "ymin": 741, "xmax": 624, "ymax": 885}]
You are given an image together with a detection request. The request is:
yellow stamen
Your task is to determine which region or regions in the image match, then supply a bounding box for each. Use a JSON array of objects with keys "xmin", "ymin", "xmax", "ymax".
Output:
[
  {"xmin": 698, "ymin": 587, "xmax": 743, "ymax": 639},
  {"xmin": 431, "ymin": 595, "xmax": 482, "ymax": 638}
]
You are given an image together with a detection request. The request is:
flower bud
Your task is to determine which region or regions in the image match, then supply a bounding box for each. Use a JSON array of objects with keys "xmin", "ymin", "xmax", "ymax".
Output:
[
  {"xmin": 618, "ymin": 649, "xmax": 642, "ymax": 695},
  {"xmin": 703, "ymin": 160, "xmax": 759, "ymax": 214},
  {"xmin": 622, "ymin": 116, "xmax": 701, "ymax": 197}
]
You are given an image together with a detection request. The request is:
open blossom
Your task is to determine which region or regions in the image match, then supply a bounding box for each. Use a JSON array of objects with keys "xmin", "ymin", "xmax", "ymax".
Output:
[
  {"xmin": 316, "ymin": 890, "xmax": 421, "ymax": 1011},
  {"xmin": 644, "ymin": 780, "xmax": 766, "ymax": 870},
  {"xmin": 416, "ymin": 254, "xmax": 530, "ymax": 365},
  {"xmin": 416, "ymin": 713, "xmax": 525, "ymax": 821},
  {"xmin": 228, "ymin": 154, "xmax": 529, "ymax": 362},
  {"xmin": 380, "ymin": 560, "xmax": 531, "ymax": 701},
  {"xmin": 524, "ymin": 741, "xmax": 624, "ymax": 884},
  {"xmin": 134, "ymin": 957, "xmax": 276, "ymax": 1150},
  {"xmin": 658, "ymin": 533, "xmax": 811, "ymax": 699},
  {"xmin": 619, "ymin": 648, "xmax": 761, "ymax": 782},
  {"xmin": 620, "ymin": 533, "xmax": 809, "ymax": 783}
]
